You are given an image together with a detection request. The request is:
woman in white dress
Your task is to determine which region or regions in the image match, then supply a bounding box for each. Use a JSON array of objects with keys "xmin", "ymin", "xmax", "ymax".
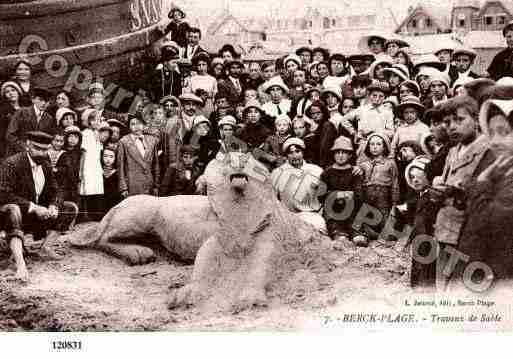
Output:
[{"xmin": 184, "ymin": 52, "xmax": 217, "ymax": 117}]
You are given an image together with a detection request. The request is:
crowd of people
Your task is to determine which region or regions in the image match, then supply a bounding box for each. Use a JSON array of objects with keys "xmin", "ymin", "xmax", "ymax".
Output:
[{"xmin": 1, "ymin": 5, "xmax": 513, "ymax": 289}]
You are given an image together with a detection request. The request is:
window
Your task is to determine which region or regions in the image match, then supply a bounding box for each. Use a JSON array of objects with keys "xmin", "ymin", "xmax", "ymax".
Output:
[
  {"xmin": 426, "ymin": 18, "xmax": 432, "ymax": 27},
  {"xmin": 332, "ymin": 19, "xmax": 336, "ymax": 26},
  {"xmin": 323, "ymin": 17, "xmax": 330, "ymax": 28},
  {"xmin": 308, "ymin": 20, "xmax": 312, "ymax": 28},
  {"xmin": 459, "ymin": 19, "xmax": 465, "ymax": 27},
  {"xmin": 411, "ymin": 19, "xmax": 417, "ymax": 28},
  {"xmin": 485, "ymin": 16, "xmax": 493, "ymax": 25},
  {"xmin": 498, "ymin": 16, "xmax": 506, "ymax": 25}
]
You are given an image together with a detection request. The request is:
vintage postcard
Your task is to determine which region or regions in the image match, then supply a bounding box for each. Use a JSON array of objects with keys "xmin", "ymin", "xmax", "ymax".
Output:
[{"xmin": 1, "ymin": 0, "xmax": 513, "ymax": 354}]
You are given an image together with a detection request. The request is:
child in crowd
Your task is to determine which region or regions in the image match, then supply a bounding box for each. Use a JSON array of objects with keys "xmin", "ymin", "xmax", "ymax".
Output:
[
  {"xmin": 395, "ymin": 140, "xmax": 424, "ymax": 202},
  {"xmin": 160, "ymin": 145, "xmax": 203, "ymax": 196},
  {"xmin": 244, "ymin": 88, "xmax": 259, "ymax": 104},
  {"xmin": 56, "ymin": 108, "xmax": 77, "ymax": 131},
  {"xmin": 320, "ymin": 136, "xmax": 366, "ymax": 247},
  {"xmin": 319, "ymin": 87, "xmax": 343, "ymax": 168},
  {"xmin": 390, "ymin": 96, "xmax": 430, "ymax": 157},
  {"xmin": 79, "ymin": 109, "xmax": 104, "ymax": 221},
  {"xmin": 47, "ymin": 131, "xmax": 65, "ymax": 172},
  {"xmin": 359, "ymin": 132, "xmax": 400, "ymax": 242},
  {"xmin": 118, "ymin": 114, "xmax": 160, "ymax": 198},
  {"xmin": 105, "ymin": 119, "xmax": 126, "ymax": 152},
  {"xmin": 208, "ymin": 93, "xmax": 232, "ymax": 136},
  {"xmin": 56, "ymin": 125, "xmax": 82, "ymax": 206},
  {"xmin": 217, "ymin": 115, "xmax": 247, "ymax": 154},
  {"xmin": 101, "ymin": 147, "xmax": 122, "ymax": 215},
  {"xmin": 262, "ymin": 114, "xmax": 292, "ymax": 170},
  {"xmin": 340, "ymin": 97, "xmax": 357, "ymax": 116}
]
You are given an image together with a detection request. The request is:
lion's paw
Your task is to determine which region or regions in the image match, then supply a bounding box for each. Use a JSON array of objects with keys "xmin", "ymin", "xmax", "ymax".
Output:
[{"xmin": 231, "ymin": 288, "xmax": 268, "ymax": 314}]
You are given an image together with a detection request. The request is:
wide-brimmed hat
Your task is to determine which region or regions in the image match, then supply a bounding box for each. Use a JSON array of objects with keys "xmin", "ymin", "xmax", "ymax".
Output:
[
  {"xmin": 368, "ymin": 55, "xmax": 393, "ymax": 79},
  {"xmin": 218, "ymin": 115, "xmax": 237, "ymax": 128},
  {"xmin": 168, "ymin": 6, "xmax": 185, "ymax": 19},
  {"xmin": 179, "ymin": 93, "xmax": 204, "ymax": 106},
  {"xmin": 413, "ymin": 54, "xmax": 445, "ymax": 73},
  {"xmin": 452, "ymin": 46, "xmax": 477, "ymax": 60},
  {"xmin": 405, "ymin": 155, "xmax": 431, "ymax": 189},
  {"xmin": 358, "ymin": 32, "xmax": 388, "ymax": 53},
  {"xmin": 397, "ymin": 95, "xmax": 425, "ymax": 115},
  {"xmin": 364, "ymin": 132, "xmax": 391, "ymax": 157},
  {"xmin": 107, "ymin": 118, "xmax": 126, "ymax": 129},
  {"xmin": 399, "ymin": 80, "xmax": 421, "ymax": 97},
  {"xmin": 56, "ymin": 107, "xmax": 77, "ymax": 124},
  {"xmin": 192, "ymin": 115, "xmax": 210, "ymax": 128},
  {"xmin": 331, "ymin": 136, "xmax": 354, "ymax": 152},
  {"xmin": 415, "ymin": 66, "xmax": 441, "ymax": 83},
  {"xmin": 282, "ymin": 137, "xmax": 305, "ymax": 153},
  {"xmin": 383, "ymin": 63, "xmax": 410, "ymax": 82},
  {"xmin": 98, "ymin": 122, "xmax": 113, "ymax": 134},
  {"xmin": 242, "ymin": 99, "xmax": 264, "ymax": 117},
  {"xmin": 0, "ymin": 81, "xmax": 22, "ymax": 97},
  {"xmin": 263, "ymin": 76, "xmax": 289, "ymax": 94},
  {"xmin": 384, "ymin": 36, "xmax": 409, "ymax": 49},
  {"xmin": 503, "ymin": 20, "xmax": 513, "ymax": 36},
  {"xmin": 312, "ymin": 47, "xmax": 330, "ymax": 60},
  {"xmin": 160, "ymin": 41, "xmax": 180, "ymax": 61},
  {"xmin": 284, "ymin": 54, "xmax": 302, "ymax": 67},
  {"xmin": 348, "ymin": 54, "xmax": 375, "ymax": 64},
  {"xmin": 479, "ymin": 99, "xmax": 513, "ymax": 137},
  {"xmin": 420, "ymin": 132, "xmax": 436, "ymax": 157},
  {"xmin": 321, "ymin": 86, "xmax": 342, "ymax": 102}
]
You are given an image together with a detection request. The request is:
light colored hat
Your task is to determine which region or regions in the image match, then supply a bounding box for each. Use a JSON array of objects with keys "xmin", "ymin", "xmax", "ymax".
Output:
[
  {"xmin": 413, "ymin": 54, "xmax": 445, "ymax": 73},
  {"xmin": 452, "ymin": 76, "xmax": 472, "ymax": 91},
  {"xmin": 385, "ymin": 36, "xmax": 410, "ymax": 49},
  {"xmin": 97, "ymin": 122, "xmax": 112, "ymax": 133},
  {"xmin": 159, "ymin": 95, "xmax": 180, "ymax": 105},
  {"xmin": 383, "ymin": 63, "xmax": 410, "ymax": 82},
  {"xmin": 284, "ymin": 54, "xmax": 302, "ymax": 67},
  {"xmin": 321, "ymin": 86, "xmax": 342, "ymax": 102},
  {"xmin": 242, "ymin": 99, "xmax": 264, "ymax": 118},
  {"xmin": 368, "ymin": 54, "xmax": 394, "ymax": 79},
  {"xmin": 263, "ymin": 76, "xmax": 289, "ymax": 94},
  {"xmin": 428, "ymin": 70, "xmax": 450, "ymax": 89},
  {"xmin": 192, "ymin": 115, "xmax": 210, "ymax": 128},
  {"xmin": 479, "ymin": 99, "xmax": 513, "ymax": 137},
  {"xmin": 275, "ymin": 113, "xmax": 292, "ymax": 125},
  {"xmin": 452, "ymin": 46, "xmax": 477, "ymax": 60},
  {"xmin": 405, "ymin": 155, "xmax": 431, "ymax": 189},
  {"xmin": 56, "ymin": 107, "xmax": 77, "ymax": 123},
  {"xmin": 364, "ymin": 132, "xmax": 391, "ymax": 155},
  {"xmin": 415, "ymin": 66, "xmax": 440, "ymax": 82},
  {"xmin": 179, "ymin": 93, "xmax": 204, "ymax": 106},
  {"xmin": 397, "ymin": 95, "xmax": 425, "ymax": 115},
  {"xmin": 367, "ymin": 80, "xmax": 390, "ymax": 94},
  {"xmin": 399, "ymin": 79, "xmax": 421, "ymax": 97},
  {"xmin": 218, "ymin": 115, "xmax": 237, "ymax": 128},
  {"xmin": 0, "ymin": 81, "xmax": 22, "ymax": 97},
  {"xmin": 358, "ymin": 32, "xmax": 388, "ymax": 54},
  {"xmin": 282, "ymin": 137, "xmax": 306, "ymax": 153},
  {"xmin": 88, "ymin": 82, "xmax": 105, "ymax": 95},
  {"xmin": 331, "ymin": 136, "xmax": 354, "ymax": 152}
]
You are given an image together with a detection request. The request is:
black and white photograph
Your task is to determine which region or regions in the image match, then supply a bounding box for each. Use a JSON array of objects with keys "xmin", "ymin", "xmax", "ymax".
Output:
[{"xmin": 1, "ymin": 0, "xmax": 513, "ymax": 354}]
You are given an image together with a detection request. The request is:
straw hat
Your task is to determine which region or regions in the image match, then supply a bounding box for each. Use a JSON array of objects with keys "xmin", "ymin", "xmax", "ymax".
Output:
[
  {"xmin": 397, "ymin": 95, "xmax": 425, "ymax": 114},
  {"xmin": 282, "ymin": 137, "xmax": 305, "ymax": 153},
  {"xmin": 331, "ymin": 136, "xmax": 354, "ymax": 152},
  {"xmin": 263, "ymin": 76, "xmax": 289, "ymax": 94}
]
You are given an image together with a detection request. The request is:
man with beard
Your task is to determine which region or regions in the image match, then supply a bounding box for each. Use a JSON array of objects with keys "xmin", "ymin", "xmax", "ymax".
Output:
[
  {"xmin": 487, "ymin": 21, "xmax": 513, "ymax": 80},
  {"xmin": 0, "ymin": 131, "xmax": 78, "ymax": 282},
  {"xmin": 217, "ymin": 59, "xmax": 247, "ymax": 106},
  {"xmin": 159, "ymin": 95, "xmax": 184, "ymax": 168},
  {"xmin": 152, "ymin": 41, "xmax": 182, "ymax": 100}
]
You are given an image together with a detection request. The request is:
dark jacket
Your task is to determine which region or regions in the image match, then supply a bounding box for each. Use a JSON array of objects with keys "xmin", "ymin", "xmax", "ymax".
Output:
[
  {"xmin": 164, "ymin": 21, "xmax": 190, "ymax": 48},
  {"xmin": 6, "ymin": 106, "xmax": 57, "ymax": 156},
  {"xmin": 160, "ymin": 161, "xmax": 202, "ymax": 196},
  {"xmin": 55, "ymin": 149, "xmax": 82, "ymax": 204},
  {"xmin": 487, "ymin": 48, "xmax": 513, "ymax": 81},
  {"xmin": 0, "ymin": 102, "xmax": 17, "ymax": 159},
  {"xmin": 0, "ymin": 152, "xmax": 62, "ymax": 214},
  {"xmin": 217, "ymin": 77, "xmax": 248, "ymax": 106}
]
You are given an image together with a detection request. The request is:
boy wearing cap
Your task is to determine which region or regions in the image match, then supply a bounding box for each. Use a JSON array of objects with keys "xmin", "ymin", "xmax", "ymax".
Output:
[
  {"xmin": 6, "ymin": 88, "xmax": 56, "ymax": 156},
  {"xmin": 0, "ymin": 131, "xmax": 79, "ymax": 281},
  {"xmin": 117, "ymin": 115, "xmax": 160, "ymax": 198},
  {"xmin": 160, "ymin": 145, "xmax": 202, "ymax": 196},
  {"xmin": 452, "ymin": 47, "xmax": 479, "ymax": 85}
]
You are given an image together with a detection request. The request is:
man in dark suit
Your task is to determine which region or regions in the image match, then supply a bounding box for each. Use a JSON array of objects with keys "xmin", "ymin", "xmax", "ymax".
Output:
[
  {"xmin": 487, "ymin": 21, "xmax": 513, "ymax": 80},
  {"xmin": 0, "ymin": 132, "xmax": 78, "ymax": 282},
  {"xmin": 151, "ymin": 41, "xmax": 183, "ymax": 102},
  {"xmin": 217, "ymin": 59, "xmax": 247, "ymax": 106},
  {"xmin": 180, "ymin": 27, "xmax": 207, "ymax": 60},
  {"xmin": 5, "ymin": 88, "xmax": 56, "ymax": 156},
  {"xmin": 450, "ymin": 47, "xmax": 480, "ymax": 86}
]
